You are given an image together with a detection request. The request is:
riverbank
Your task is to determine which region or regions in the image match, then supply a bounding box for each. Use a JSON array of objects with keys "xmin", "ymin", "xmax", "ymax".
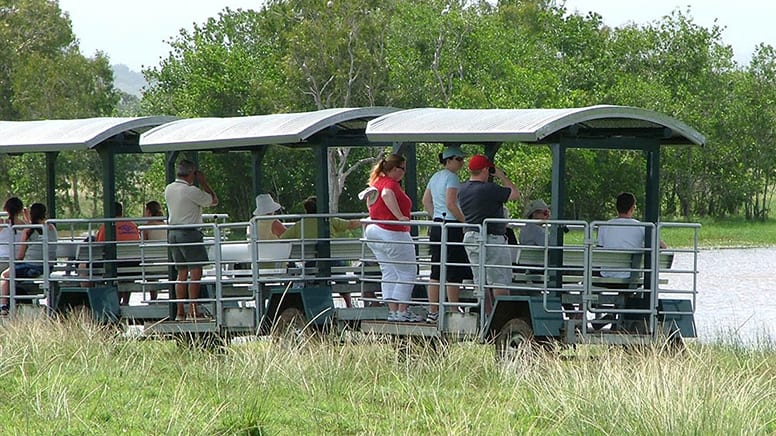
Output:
[
  {"xmin": 667, "ymin": 217, "xmax": 776, "ymax": 248},
  {"xmin": 1, "ymin": 315, "xmax": 774, "ymax": 433}
]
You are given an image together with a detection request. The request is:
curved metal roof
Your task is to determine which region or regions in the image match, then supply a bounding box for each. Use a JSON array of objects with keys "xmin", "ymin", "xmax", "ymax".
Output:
[
  {"xmin": 139, "ymin": 107, "xmax": 398, "ymax": 152},
  {"xmin": 366, "ymin": 105, "xmax": 705, "ymax": 146},
  {"xmin": 0, "ymin": 116, "xmax": 177, "ymax": 153}
]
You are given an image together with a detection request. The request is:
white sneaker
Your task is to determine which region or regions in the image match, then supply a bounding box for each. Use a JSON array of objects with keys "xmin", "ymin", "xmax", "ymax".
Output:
[
  {"xmin": 387, "ymin": 311, "xmax": 397, "ymax": 321},
  {"xmin": 395, "ymin": 310, "xmax": 424, "ymax": 322}
]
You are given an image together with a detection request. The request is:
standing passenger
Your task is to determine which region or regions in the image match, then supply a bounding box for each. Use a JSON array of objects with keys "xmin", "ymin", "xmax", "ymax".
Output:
[
  {"xmin": 458, "ymin": 155, "xmax": 521, "ymax": 315},
  {"xmin": 164, "ymin": 159, "xmax": 218, "ymax": 321},
  {"xmin": 363, "ymin": 154, "xmax": 422, "ymax": 322},
  {"xmin": 421, "ymin": 145, "xmax": 472, "ymax": 323}
]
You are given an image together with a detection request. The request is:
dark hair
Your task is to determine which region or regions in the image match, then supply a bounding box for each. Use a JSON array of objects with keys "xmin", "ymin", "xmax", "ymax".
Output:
[
  {"xmin": 3, "ymin": 197, "xmax": 24, "ymax": 226},
  {"xmin": 114, "ymin": 202, "xmax": 124, "ymax": 217},
  {"xmin": 28, "ymin": 203, "xmax": 46, "ymax": 235},
  {"xmin": 302, "ymin": 196, "xmax": 317, "ymax": 214},
  {"xmin": 615, "ymin": 192, "xmax": 636, "ymax": 214},
  {"xmin": 145, "ymin": 200, "xmax": 164, "ymax": 217}
]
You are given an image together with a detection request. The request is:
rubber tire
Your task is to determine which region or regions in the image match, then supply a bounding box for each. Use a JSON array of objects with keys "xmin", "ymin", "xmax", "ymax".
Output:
[
  {"xmin": 495, "ymin": 318, "xmax": 534, "ymax": 361},
  {"xmin": 272, "ymin": 307, "xmax": 308, "ymax": 343}
]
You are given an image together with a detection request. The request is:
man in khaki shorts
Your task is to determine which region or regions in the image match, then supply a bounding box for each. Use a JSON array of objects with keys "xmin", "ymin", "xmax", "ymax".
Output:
[{"xmin": 164, "ymin": 159, "xmax": 218, "ymax": 321}]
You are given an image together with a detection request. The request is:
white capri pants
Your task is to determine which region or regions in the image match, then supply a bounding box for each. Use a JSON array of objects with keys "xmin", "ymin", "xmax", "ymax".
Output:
[{"xmin": 364, "ymin": 224, "xmax": 417, "ymax": 302}]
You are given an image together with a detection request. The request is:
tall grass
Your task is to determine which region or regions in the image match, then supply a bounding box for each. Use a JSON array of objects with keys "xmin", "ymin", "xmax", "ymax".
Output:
[{"xmin": 2, "ymin": 315, "xmax": 776, "ymax": 434}]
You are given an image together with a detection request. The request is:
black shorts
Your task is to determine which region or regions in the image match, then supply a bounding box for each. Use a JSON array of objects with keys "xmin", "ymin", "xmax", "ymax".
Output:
[
  {"xmin": 168, "ymin": 229, "xmax": 209, "ymax": 269},
  {"xmin": 429, "ymin": 222, "xmax": 473, "ymax": 282}
]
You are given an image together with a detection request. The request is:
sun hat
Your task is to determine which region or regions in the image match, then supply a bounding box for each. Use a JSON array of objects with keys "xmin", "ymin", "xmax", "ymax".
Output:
[
  {"xmin": 468, "ymin": 154, "xmax": 494, "ymax": 171},
  {"xmin": 525, "ymin": 199, "xmax": 549, "ymax": 218},
  {"xmin": 441, "ymin": 145, "xmax": 465, "ymax": 160},
  {"xmin": 253, "ymin": 193, "xmax": 282, "ymax": 216}
]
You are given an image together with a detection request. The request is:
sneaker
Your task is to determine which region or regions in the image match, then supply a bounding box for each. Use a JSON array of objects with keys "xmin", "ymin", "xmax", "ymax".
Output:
[
  {"xmin": 0, "ymin": 305, "xmax": 8, "ymax": 316},
  {"xmin": 426, "ymin": 312, "xmax": 439, "ymax": 323},
  {"xmin": 387, "ymin": 311, "xmax": 397, "ymax": 321},
  {"xmin": 395, "ymin": 310, "xmax": 424, "ymax": 323}
]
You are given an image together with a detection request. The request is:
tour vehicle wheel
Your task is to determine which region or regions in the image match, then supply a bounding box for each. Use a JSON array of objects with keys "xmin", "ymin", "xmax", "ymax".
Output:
[
  {"xmin": 272, "ymin": 307, "xmax": 309, "ymax": 344},
  {"xmin": 495, "ymin": 318, "xmax": 534, "ymax": 361}
]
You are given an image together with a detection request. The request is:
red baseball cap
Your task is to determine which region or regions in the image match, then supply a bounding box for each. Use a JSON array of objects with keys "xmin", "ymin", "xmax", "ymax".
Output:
[{"xmin": 468, "ymin": 154, "xmax": 494, "ymax": 171}]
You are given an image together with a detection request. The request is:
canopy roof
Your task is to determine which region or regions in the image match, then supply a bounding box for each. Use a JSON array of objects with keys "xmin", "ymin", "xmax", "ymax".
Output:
[
  {"xmin": 366, "ymin": 105, "xmax": 705, "ymax": 146},
  {"xmin": 0, "ymin": 116, "xmax": 176, "ymax": 153},
  {"xmin": 139, "ymin": 107, "xmax": 397, "ymax": 152}
]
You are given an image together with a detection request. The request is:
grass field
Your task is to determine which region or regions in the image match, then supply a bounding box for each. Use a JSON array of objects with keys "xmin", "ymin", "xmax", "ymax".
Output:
[
  {"xmin": 1, "ymin": 314, "xmax": 775, "ymax": 434},
  {"xmin": 2, "ymin": 219, "xmax": 775, "ymax": 433}
]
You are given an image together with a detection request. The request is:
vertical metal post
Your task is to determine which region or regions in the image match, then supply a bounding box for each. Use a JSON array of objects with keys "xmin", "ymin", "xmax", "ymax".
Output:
[{"xmin": 45, "ymin": 151, "xmax": 58, "ymax": 218}]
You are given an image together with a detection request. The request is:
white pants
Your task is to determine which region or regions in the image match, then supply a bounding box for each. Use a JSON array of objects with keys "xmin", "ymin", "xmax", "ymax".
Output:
[{"xmin": 364, "ymin": 224, "xmax": 417, "ymax": 302}]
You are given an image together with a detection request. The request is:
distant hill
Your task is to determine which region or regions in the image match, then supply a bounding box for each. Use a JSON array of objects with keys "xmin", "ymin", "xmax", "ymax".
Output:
[{"xmin": 112, "ymin": 64, "xmax": 147, "ymax": 97}]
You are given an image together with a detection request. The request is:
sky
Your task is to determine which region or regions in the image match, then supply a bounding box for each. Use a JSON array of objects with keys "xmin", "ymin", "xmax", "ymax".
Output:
[{"xmin": 59, "ymin": 0, "xmax": 776, "ymax": 72}]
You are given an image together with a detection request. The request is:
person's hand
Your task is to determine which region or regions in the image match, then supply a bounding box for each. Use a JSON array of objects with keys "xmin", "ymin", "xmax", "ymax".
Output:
[
  {"xmin": 22, "ymin": 207, "xmax": 30, "ymax": 223},
  {"xmin": 492, "ymin": 166, "xmax": 506, "ymax": 179},
  {"xmin": 195, "ymin": 170, "xmax": 206, "ymax": 184}
]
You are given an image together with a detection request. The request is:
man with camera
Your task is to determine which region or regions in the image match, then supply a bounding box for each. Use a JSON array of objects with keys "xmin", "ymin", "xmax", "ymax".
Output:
[
  {"xmin": 457, "ymin": 154, "xmax": 521, "ymax": 314},
  {"xmin": 164, "ymin": 159, "xmax": 218, "ymax": 321}
]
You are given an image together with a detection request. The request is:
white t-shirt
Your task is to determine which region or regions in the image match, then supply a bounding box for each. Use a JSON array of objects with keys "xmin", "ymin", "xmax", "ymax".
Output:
[
  {"xmin": 164, "ymin": 179, "xmax": 214, "ymax": 225},
  {"xmin": 0, "ymin": 226, "xmax": 22, "ymax": 260},
  {"xmin": 597, "ymin": 217, "xmax": 645, "ymax": 278}
]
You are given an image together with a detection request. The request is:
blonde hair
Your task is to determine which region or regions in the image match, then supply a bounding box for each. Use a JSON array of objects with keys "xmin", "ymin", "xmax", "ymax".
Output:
[{"xmin": 368, "ymin": 153, "xmax": 406, "ymax": 186}]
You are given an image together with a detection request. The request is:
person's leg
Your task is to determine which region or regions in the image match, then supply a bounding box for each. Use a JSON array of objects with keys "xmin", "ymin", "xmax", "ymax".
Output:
[
  {"xmin": 339, "ymin": 293, "xmax": 353, "ymax": 308},
  {"xmin": 427, "ymin": 225, "xmax": 442, "ymax": 315},
  {"xmin": 1, "ymin": 268, "xmax": 9, "ymax": 307},
  {"xmin": 188, "ymin": 266, "xmax": 202, "ymax": 317},
  {"xmin": 175, "ymin": 267, "xmax": 188, "ymax": 319},
  {"xmin": 366, "ymin": 224, "xmax": 398, "ymax": 318},
  {"xmin": 484, "ymin": 237, "xmax": 513, "ymax": 315}
]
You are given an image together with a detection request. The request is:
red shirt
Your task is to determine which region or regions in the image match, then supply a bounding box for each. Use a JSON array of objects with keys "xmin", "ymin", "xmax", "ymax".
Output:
[{"xmin": 369, "ymin": 176, "xmax": 412, "ymax": 232}]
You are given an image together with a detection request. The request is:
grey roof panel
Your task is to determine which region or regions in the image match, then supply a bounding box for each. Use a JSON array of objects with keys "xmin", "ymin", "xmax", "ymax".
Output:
[
  {"xmin": 366, "ymin": 105, "xmax": 705, "ymax": 146},
  {"xmin": 0, "ymin": 116, "xmax": 177, "ymax": 153},
  {"xmin": 139, "ymin": 107, "xmax": 397, "ymax": 152}
]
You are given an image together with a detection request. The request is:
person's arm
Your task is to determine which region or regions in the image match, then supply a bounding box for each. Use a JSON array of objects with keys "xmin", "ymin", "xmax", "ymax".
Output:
[
  {"xmin": 381, "ymin": 188, "xmax": 409, "ymax": 221},
  {"xmin": 195, "ymin": 171, "xmax": 219, "ymax": 206},
  {"xmin": 15, "ymin": 229, "xmax": 31, "ymax": 260},
  {"xmin": 422, "ymin": 188, "xmax": 434, "ymax": 217},
  {"xmin": 493, "ymin": 167, "xmax": 520, "ymax": 201},
  {"xmin": 445, "ymin": 187, "xmax": 466, "ymax": 222},
  {"xmin": 271, "ymin": 219, "xmax": 287, "ymax": 237}
]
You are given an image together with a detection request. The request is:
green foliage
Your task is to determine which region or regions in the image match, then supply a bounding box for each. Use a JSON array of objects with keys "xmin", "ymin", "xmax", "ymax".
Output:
[{"xmin": 5, "ymin": 0, "xmax": 776, "ymax": 221}]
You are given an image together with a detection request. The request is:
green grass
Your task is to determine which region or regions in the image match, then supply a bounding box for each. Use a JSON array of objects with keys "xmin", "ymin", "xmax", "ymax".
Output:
[{"xmin": 2, "ymin": 315, "xmax": 776, "ymax": 434}]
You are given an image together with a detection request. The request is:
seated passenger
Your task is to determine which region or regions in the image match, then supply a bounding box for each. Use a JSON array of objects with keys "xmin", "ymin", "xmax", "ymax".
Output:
[
  {"xmin": 142, "ymin": 200, "xmax": 167, "ymax": 241},
  {"xmin": 519, "ymin": 199, "xmax": 550, "ymax": 246},
  {"xmin": 247, "ymin": 194, "xmax": 286, "ymax": 239},
  {"xmin": 281, "ymin": 196, "xmax": 361, "ymax": 308},
  {"xmin": 1, "ymin": 203, "xmax": 57, "ymax": 315},
  {"xmin": 142, "ymin": 200, "xmax": 167, "ymax": 300},
  {"xmin": 597, "ymin": 192, "xmax": 667, "ymax": 278},
  {"xmin": 80, "ymin": 202, "xmax": 140, "ymax": 306}
]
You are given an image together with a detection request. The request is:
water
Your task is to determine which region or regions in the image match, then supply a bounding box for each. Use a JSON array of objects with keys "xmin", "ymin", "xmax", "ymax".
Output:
[{"xmin": 668, "ymin": 248, "xmax": 776, "ymax": 344}]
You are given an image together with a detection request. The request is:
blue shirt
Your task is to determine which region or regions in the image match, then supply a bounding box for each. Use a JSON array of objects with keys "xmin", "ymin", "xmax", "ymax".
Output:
[{"xmin": 426, "ymin": 169, "xmax": 461, "ymax": 220}]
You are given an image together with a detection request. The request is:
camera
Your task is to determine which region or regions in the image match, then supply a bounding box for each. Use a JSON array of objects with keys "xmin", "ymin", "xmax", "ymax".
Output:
[{"xmin": 488, "ymin": 166, "xmax": 495, "ymax": 174}]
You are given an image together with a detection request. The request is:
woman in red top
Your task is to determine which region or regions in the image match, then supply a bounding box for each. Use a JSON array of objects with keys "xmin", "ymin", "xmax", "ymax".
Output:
[{"xmin": 363, "ymin": 154, "xmax": 422, "ymax": 322}]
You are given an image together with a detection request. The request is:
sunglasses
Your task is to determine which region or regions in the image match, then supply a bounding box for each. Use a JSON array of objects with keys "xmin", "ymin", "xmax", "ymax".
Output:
[
  {"xmin": 451, "ymin": 156, "xmax": 464, "ymax": 161},
  {"xmin": 396, "ymin": 166, "xmax": 406, "ymax": 171}
]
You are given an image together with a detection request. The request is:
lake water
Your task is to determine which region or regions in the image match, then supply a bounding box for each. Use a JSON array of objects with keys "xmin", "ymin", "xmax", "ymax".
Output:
[{"xmin": 667, "ymin": 248, "xmax": 776, "ymax": 344}]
